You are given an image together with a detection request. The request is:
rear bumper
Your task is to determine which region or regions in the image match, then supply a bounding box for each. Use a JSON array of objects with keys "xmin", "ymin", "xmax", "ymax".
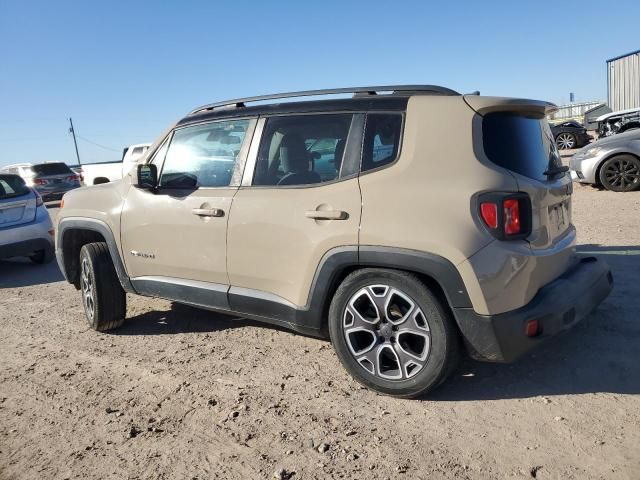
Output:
[
  {"xmin": 0, "ymin": 237, "xmax": 54, "ymax": 260},
  {"xmin": 454, "ymin": 256, "xmax": 613, "ymax": 362},
  {"xmin": 36, "ymin": 184, "xmax": 80, "ymax": 200}
]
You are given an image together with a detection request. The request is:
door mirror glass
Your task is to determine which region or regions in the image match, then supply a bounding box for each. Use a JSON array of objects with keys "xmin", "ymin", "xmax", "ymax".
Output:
[{"xmin": 136, "ymin": 164, "xmax": 158, "ymax": 189}]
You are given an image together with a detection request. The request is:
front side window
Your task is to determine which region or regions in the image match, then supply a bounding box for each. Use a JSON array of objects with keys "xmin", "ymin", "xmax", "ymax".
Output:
[
  {"xmin": 253, "ymin": 114, "xmax": 353, "ymax": 186},
  {"xmin": 160, "ymin": 119, "xmax": 250, "ymax": 188},
  {"xmin": 362, "ymin": 114, "xmax": 403, "ymax": 172}
]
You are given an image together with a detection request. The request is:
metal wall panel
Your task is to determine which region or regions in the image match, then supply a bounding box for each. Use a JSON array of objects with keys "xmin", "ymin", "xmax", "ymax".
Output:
[
  {"xmin": 549, "ymin": 101, "xmax": 602, "ymax": 122},
  {"xmin": 607, "ymin": 50, "xmax": 640, "ymax": 111}
]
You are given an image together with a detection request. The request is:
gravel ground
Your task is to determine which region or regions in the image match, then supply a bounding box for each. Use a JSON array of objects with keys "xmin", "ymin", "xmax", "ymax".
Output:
[{"xmin": 1, "ymin": 179, "xmax": 639, "ymax": 479}]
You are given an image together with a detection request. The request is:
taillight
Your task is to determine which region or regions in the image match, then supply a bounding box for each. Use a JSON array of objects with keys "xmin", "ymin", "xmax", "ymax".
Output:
[
  {"xmin": 33, "ymin": 189, "xmax": 44, "ymax": 206},
  {"xmin": 34, "ymin": 178, "xmax": 48, "ymax": 185},
  {"xmin": 67, "ymin": 175, "xmax": 79, "ymax": 182},
  {"xmin": 477, "ymin": 192, "xmax": 531, "ymax": 240},
  {"xmin": 480, "ymin": 203, "xmax": 498, "ymax": 229},
  {"xmin": 503, "ymin": 199, "xmax": 520, "ymax": 235}
]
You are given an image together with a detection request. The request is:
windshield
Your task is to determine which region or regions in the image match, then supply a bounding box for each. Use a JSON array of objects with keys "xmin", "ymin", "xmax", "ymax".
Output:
[
  {"xmin": 0, "ymin": 174, "xmax": 31, "ymax": 199},
  {"xmin": 31, "ymin": 163, "xmax": 73, "ymax": 176},
  {"xmin": 483, "ymin": 112, "xmax": 563, "ymax": 181}
]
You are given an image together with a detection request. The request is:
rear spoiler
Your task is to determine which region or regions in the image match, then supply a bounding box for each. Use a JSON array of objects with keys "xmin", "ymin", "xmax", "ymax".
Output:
[{"xmin": 463, "ymin": 95, "xmax": 557, "ymax": 117}]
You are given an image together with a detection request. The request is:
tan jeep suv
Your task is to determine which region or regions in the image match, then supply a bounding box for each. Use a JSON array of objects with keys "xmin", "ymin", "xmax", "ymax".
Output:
[{"xmin": 55, "ymin": 85, "xmax": 613, "ymax": 397}]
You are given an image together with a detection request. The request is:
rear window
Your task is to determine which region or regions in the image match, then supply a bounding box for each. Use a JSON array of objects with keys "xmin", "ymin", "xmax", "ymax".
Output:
[
  {"xmin": 31, "ymin": 163, "xmax": 73, "ymax": 176},
  {"xmin": 0, "ymin": 175, "xmax": 30, "ymax": 199},
  {"xmin": 482, "ymin": 112, "xmax": 562, "ymax": 182}
]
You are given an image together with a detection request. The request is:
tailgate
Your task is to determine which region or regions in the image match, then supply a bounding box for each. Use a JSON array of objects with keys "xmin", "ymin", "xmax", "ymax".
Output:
[
  {"xmin": 475, "ymin": 103, "xmax": 573, "ymax": 249},
  {"xmin": 0, "ymin": 192, "xmax": 37, "ymax": 228}
]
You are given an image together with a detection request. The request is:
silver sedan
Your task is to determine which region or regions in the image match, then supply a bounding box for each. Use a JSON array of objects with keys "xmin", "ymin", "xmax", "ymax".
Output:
[
  {"xmin": 0, "ymin": 174, "xmax": 55, "ymax": 263},
  {"xmin": 570, "ymin": 129, "xmax": 640, "ymax": 192}
]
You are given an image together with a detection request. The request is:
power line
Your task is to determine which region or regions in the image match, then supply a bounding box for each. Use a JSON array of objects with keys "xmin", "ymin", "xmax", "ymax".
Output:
[{"xmin": 76, "ymin": 134, "xmax": 121, "ymax": 153}]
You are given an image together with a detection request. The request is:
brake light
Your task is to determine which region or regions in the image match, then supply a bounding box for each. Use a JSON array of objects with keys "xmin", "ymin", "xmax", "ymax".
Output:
[
  {"xmin": 477, "ymin": 193, "xmax": 531, "ymax": 240},
  {"xmin": 67, "ymin": 175, "xmax": 79, "ymax": 182},
  {"xmin": 503, "ymin": 199, "xmax": 520, "ymax": 235},
  {"xmin": 34, "ymin": 178, "xmax": 48, "ymax": 185}
]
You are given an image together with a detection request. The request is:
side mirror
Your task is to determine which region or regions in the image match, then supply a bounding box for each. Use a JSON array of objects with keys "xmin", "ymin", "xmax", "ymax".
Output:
[{"xmin": 136, "ymin": 164, "xmax": 158, "ymax": 189}]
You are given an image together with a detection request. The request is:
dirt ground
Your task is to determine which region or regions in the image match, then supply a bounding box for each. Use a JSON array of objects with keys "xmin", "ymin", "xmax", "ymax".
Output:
[{"xmin": 1, "ymin": 173, "xmax": 639, "ymax": 479}]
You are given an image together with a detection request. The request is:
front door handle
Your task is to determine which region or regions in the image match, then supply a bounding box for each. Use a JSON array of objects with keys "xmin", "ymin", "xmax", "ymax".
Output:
[
  {"xmin": 192, "ymin": 208, "xmax": 225, "ymax": 217},
  {"xmin": 305, "ymin": 210, "xmax": 348, "ymax": 220}
]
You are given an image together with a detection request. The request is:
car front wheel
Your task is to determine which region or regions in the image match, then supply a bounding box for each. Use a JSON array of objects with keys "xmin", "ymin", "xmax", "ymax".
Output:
[
  {"xmin": 79, "ymin": 242, "xmax": 126, "ymax": 331},
  {"xmin": 328, "ymin": 269, "xmax": 460, "ymax": 398},
  {"xmin": 598, "ymin": 155, "xmax": 640, "ymax": 192}
]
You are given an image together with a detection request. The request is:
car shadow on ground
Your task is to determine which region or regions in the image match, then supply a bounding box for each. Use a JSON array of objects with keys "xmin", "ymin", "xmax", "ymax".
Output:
[
  {"xmin": 113, "ymin": 302, "xmax": 293, "ymax": 337},
  {"xmin": 105, "ymin": 244, "xmax": 640, "ymax": 400},
  {"xmin": 0, "ymin": 258, "xmax": 64, "ymax": 288},
  {"xmin": 430, "ymin": 244, "xmax": 640, "ymax": 400}
]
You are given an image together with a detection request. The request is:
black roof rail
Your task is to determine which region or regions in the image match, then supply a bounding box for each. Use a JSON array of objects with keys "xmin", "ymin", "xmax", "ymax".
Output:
[{"xmin": 189, "ymin": 84, "xmax": 460, "ymax": 115}]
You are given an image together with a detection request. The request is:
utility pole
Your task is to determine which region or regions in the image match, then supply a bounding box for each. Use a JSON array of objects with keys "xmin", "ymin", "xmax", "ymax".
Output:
[{"xmin": 68, "ymin": 117, "xmax": 82, "ymax": 167}]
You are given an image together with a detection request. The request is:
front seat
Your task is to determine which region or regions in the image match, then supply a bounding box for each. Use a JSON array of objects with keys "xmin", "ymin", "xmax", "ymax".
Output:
[{"xmin": 277, "ymin": 134, "xmax": 321, "ymax": 186}]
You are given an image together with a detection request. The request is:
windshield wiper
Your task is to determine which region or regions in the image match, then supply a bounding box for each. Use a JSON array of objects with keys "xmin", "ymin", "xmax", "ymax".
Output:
[{"xmin": 544, "ymin": 165, "xmax": 569, "ymax": 176}]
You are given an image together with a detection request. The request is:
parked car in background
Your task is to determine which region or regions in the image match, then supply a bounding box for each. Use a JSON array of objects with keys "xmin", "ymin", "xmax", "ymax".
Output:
[
  {"xmin": 81, "ymin": 143, "xmax": 151, "ymax": 186},
  {"xmin": 570, "ymin": 128, "xmax": 640, "ymax": 192},
  {"xmin": 0, "ymin": 174, "xmax": 55, "ymax": 263},
  {"xmin": 56, "ymin": 85, "xmax": 612, "ymax": 398},
  {"xmin": 70, "ymin": 166, "xmax": 85, "ymax": 185},
  {"xmin": 550, "ymin": 120, "xmax": 592, "ymax": 150},
  {"xmin": 0, "ymin": 162, "xmax": 81, "ymax": 201},
  {"xmin": 596, "ymin": 108, "xmax": 640, "ymax": 138}
]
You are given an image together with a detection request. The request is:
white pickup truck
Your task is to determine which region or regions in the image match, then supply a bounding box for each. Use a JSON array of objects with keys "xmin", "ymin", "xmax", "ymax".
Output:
[{"xmin": 78, "ymin": 143, "xmax": 151, "ymax": 186}]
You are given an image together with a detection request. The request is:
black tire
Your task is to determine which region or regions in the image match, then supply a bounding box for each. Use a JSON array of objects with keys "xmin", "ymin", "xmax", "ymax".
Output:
[
  {"xmin": 555, "ymin": 132, "xmax": 577, "ymax": 150},
  {"xmin": 598, "ymin": 154, "xmax": 640, "ymax": 192},
  {"xmin": 79, "ymin": 242, "xmax": 126, "ymax": 331},
  {"xmin": 328, "ymin": 269, "xmax": 460, "ymax": 398},
  {"xmin": 29, "ymin": 246, "xmax": 54, "ymax": 264}
]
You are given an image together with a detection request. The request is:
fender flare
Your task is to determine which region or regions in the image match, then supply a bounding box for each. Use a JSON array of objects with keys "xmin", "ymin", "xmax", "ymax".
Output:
[{"xmin": 56, "ymin": 217, "xmax": 134, "ymax": 292}]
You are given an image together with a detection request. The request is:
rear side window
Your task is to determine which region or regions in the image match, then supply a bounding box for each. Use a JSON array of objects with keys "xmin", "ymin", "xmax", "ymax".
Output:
[
  {"xmin": 361, "ymin": 114, "xmax": 403, "ymax": 172},
  {"xmin": 482, "ymin": 112, "xmax": 562, "ymax": 182},
  {"xmin": 253, "ymin": 114, "xmax": 352, "ymax": 186},
  {"xmin": 31, "ymin": 163, "xmax": 73, "ymax": 176},
  {"xmin": 0, "ymin": 175, "xmax": 30, "ymax": 199}
]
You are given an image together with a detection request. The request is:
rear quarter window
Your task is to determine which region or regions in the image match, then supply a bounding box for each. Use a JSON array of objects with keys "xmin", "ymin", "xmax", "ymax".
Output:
[
  {"xmin": 482, "ymin": 112, "xmax": 562, "ymax": 182},
  {"xmin": 361, "ymin": 114, "xmax": 403, "ymax": 172}
]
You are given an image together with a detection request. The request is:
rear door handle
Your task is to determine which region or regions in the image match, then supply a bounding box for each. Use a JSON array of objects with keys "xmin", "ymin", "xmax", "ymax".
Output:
[
  {"xmin": 192, "ymin": 208, "xmax": 225, "ymax": 217},
  {"xmin": 305, "ymin": 210, "xmax": 348, "ymax": 220}
]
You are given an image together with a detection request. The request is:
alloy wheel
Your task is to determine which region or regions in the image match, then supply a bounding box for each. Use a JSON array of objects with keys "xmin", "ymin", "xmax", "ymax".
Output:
[
  {"xmin": 603, "ymin": 158, "xmax": 640, "ymax": 191},
  {"xmin": 342, "ymin": 285, "xmax": 431, "ymax": 380},
  {"xmin": 556, "ymin": 133, "xmax": 576, "ymax": 150},
  {"xmin": 81, "ymin": 257, "xmax": 95, "ymax": 320}
]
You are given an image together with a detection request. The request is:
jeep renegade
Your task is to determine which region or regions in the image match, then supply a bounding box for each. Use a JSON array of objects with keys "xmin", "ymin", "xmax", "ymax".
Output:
[{"xmin": 55, "ymin": 85, "xmax": 613, "ymax": 398}]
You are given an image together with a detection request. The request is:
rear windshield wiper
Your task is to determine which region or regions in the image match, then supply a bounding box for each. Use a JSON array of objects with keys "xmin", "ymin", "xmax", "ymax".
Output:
[{"xmin": 544, "ymin": 165, "xmax": 569, "ymax": 176}]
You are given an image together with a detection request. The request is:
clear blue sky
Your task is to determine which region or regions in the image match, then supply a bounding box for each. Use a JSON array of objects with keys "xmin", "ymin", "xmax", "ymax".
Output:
[{"xmin": 0, "ymin": 0, "xmax": 638, "ymax": 166}]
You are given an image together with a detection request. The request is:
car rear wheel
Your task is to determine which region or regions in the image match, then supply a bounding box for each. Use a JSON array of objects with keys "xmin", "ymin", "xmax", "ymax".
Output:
[
  {"xmin": 556, "ymin": 133, "xmax": 576, "ymax": 150},
  {"xmin": 328, "ymin": 269, "xmax": 459, "ymax": 398},
  {"xmin": 79, "ymin": 242, "xmax": 126, "ymax": 331},
  {"xmin": 598, "ymin": 155, "xmax": 640, "ymax": 192}
]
